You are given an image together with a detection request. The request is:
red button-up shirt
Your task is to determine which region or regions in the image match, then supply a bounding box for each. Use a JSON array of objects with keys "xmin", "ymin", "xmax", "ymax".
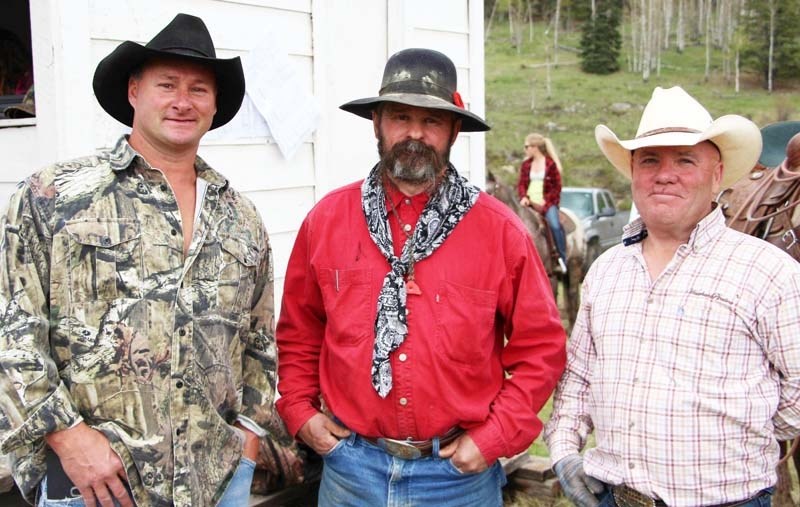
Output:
[{"xmin": 276, "ymin": 179, "xmax": 566, "ymax": 464}]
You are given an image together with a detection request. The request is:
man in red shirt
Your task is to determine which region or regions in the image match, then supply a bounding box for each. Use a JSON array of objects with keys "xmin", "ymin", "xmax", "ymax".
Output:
[{"xmin": 276, "ymin": 48, "xmax": 566, "ymax": 506}]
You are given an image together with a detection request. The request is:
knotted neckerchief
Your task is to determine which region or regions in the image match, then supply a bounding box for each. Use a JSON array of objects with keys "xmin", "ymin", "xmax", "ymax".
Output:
[{"xmin": 362, "ymin": 163, "xmax": 480, "ymax": 397}]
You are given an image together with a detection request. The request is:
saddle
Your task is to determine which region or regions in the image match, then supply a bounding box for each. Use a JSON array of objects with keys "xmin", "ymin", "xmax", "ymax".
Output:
[{"xmin": 719, "ymin": 158, "xmax": 800, "ymax": 263}]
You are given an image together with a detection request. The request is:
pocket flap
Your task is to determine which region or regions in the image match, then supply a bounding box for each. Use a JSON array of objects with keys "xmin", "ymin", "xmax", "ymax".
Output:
[
  {"xmin": 220, "ymin": 235, "xmax": 259, "ymax": 267},
  {"xmin": 65, "ymin": 219, "xmax": 141, "ymax": 247}
]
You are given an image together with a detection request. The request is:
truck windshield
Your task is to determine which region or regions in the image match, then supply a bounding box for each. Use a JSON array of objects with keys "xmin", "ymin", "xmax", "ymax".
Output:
[{"xmin": 561, "ymin": 191, "xmax": 594, "ymax": 219}]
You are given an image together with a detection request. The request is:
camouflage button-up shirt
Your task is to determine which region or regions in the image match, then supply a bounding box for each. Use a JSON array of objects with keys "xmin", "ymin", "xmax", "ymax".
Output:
[{"xmin": 0, "ymin": 137, "xmax": 277, "ymax": 506}]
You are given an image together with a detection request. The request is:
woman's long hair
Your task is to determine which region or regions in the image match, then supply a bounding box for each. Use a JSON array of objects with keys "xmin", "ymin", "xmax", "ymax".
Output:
[{"xmin": 525, "ymin": 133, "xmax": 563, "ymax": 173}]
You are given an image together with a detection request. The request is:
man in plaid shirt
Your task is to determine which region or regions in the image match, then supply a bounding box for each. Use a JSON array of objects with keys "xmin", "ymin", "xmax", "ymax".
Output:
[{"xmin": 545, "ymin": 86, "xmax": 800, "ymax": 507}]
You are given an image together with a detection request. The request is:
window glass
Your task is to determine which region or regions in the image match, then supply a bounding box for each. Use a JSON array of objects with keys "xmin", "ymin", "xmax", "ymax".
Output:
[{"xmin": 0, "ymin": 1, "xmax": 34, "ymax": 120}]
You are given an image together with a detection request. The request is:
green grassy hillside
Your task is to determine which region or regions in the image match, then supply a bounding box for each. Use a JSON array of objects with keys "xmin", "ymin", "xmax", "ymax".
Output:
[{"xmin": 484, "ymin": 23, "xmax": 799, "ymax": 209}]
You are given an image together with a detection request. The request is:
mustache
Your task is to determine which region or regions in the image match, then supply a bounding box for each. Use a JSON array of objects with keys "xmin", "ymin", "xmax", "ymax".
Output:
[{"xmin": 379, "ymin": 139, "xmax": 446, "ymax": 185}]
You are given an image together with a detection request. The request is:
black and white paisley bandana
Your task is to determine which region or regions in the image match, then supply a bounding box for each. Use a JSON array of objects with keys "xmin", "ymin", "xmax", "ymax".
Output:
[{"xmin": 362, "ymin": 163, "xmax": 480, "ymax": 397}]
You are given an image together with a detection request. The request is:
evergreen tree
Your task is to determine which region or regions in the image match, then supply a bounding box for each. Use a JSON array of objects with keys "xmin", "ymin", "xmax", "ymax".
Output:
[
  {"xmin": 741, "ymin": 0, "xmax": 800, "ymax": 88},
  {"xmin": 579, "ymin": 1, "xmax": 622, "ymax": 74}
]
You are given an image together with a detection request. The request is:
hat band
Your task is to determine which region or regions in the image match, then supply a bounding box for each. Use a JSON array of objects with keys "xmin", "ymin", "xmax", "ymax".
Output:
[
  {"xmin": 152, "ymin": 46, "xmax": 213, "ymax": 58},
  {"xmin": 636, "ymin": 127, "xmax": 702, "ymax": 139},
  {"xmin": 379, "ymin": 79, "xmax": 453, "ymax": 103}
]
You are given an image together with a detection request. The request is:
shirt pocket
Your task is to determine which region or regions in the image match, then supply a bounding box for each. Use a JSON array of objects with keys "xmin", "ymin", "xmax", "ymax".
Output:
[
  {"xmin": 218, "ymin": 233, "xmax": 260, "ymax": 315},
  {"xmin": 63, "ymin": 219, "xmax": 142, "ymax": 302},
  {"xmin": 318, "ymin": 268, "xmax": 373, "ymax": 346},
  {"xmin": 435, "ymin": 280, "xmax": 497, "ymax": 365}
]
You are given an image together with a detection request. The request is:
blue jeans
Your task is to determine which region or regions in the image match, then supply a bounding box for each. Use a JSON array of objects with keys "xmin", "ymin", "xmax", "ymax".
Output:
[
  {"xmin": 318, "ymin": 433, "xmax": 506, "ymax": 507},
  {"xmin": 597, "ymin": 487, "xmax": 774, "ymax": 506},
  {"xmin": 37, "ymin": 457, "xmax": 256, "ymax": 507},
  {"xmin": 217, "ymin": 457, "xmax": 257, "ymax": 507},
  {"xmin": 545, "ymin": 205, "xmax": 567, "ymax": 262}
]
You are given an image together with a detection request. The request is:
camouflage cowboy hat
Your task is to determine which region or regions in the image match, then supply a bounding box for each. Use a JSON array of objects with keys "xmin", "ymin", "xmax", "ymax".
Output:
[
  {"xmin": 92, "ymin": 13, "xmax": 244, "ymax": 130},
  {"xmin": 340, "ymin": 48, "xmax": 490, "ymax": 132}
]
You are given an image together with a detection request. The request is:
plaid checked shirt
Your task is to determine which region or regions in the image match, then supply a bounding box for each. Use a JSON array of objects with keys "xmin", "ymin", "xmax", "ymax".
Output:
[{"xmin": 545, "ymin": 208, "xmax": 800, "ymax": 506}]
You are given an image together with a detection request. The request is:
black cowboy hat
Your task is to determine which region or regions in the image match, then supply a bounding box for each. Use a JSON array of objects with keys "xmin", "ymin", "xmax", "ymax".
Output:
[
  {"xmin": 759, "ymin": 121, "xmax": 800, "ymax": 168},
  {"xmin": 92, "ymin": 13, "xmax": 244, "ymax": 130},
  {"xmin": 340, "ymin": 48, "xmax": 490, "ymax": 132}
]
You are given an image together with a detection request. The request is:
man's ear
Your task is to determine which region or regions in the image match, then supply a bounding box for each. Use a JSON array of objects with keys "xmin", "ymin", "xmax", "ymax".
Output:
[
  {"xmin": 372, "ymin": 109, "xmax": 381, "ymax": 139},
  {"xmin": 711, "ymin": 159, "xmax": 724, "ymax": 194},
  {"xmin": 128, "ymin": 76, "xmax": 139, "ymax": 109},
  {"xmin": 450, "ymin": 118, "xmax": 462, "ymax": 146}
]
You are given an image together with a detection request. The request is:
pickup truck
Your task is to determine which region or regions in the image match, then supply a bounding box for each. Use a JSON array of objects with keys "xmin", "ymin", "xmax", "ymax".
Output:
[{"xmin": 560, "ymin": 187, "xmax": 630, "ymax": 270}]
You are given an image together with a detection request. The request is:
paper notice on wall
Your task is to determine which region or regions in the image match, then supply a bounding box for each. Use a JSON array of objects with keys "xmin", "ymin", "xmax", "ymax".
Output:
[
  {"xmin": 242, "ymin": 34, "xmax": 320, "ymax": 160},
  {"xmin": 203, "ymin": 94, "xmax": 272, "ymax": 142},
  {"xmin": 204, "ymin": 35, "xmax": 319, "ymax": 160}
]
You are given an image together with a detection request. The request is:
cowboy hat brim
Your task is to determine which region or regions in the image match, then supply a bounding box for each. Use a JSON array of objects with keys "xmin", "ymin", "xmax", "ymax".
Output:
[
  {"xmin": 596, "ymin": 114, "xmax": 762, "ymax": 189},
  {"xmin": 92, "ymin": 41, "xmax": 244, "ymax": 130},
  {"xmin": 340, "ymin": 93, "xmax": 491, "ymax": 132},
  {"xmin": 759, "ymin": 121, "xmax": 800, "ymax": 168}
]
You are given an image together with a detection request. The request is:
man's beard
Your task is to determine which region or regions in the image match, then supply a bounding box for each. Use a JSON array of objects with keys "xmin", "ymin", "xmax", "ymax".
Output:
[{"xmin": 378, "ymin": 137, "xmax": 450, "ymax": 186}]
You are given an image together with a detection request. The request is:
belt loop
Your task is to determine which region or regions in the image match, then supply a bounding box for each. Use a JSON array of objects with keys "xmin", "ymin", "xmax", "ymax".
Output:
[
  {"xmin": 433, "ymin": 436, "xmax": 441, "ymax": 458},
  {"xmin": 347, "ymin": 432, "xmax": 357, "ymax": 446}
]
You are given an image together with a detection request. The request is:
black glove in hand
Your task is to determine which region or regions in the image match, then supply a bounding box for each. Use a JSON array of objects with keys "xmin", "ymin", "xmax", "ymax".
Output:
[{"xmin": 553, "ymin": 454, "xmax": 605, "ymax": 507}]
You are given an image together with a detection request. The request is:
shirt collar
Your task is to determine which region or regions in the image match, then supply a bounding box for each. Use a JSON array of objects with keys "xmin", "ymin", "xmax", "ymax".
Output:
[
  {"xmin": 622, "ymin": 205, "xmax": 725, "ymax": 249},
  {"xmin": 383, "ymin": 177, "xmax": 430, "ymax": 213},
  {"xmin": 107, "ymin": 135, "xmax": 228, "ymax": 189}
]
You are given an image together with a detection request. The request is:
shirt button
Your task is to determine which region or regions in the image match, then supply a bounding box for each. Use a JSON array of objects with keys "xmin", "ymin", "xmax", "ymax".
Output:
[
  {"xmin": 404, "ymin": 199, "xmax": 411, "ymax": 205},
  {"xmin": 171, "ymin": 229, "xmax": 178, "ymax": 236},
  {"xmin": 403, "ymin": 223, "xmax": 412, "ymax": 232},
  {"xmin": 160, "ymin": 184, "xmax": 168, "ymax": 192},
  {"xmin": 628, "ymin": 462, "xmax": 635, "ymax": 469},
  {"xmin": 629, "ymin": 421, "xmax": 635, "ymax": 429},
  {"xmin": 176, "ymin": 381, "xmax": 184, "ymax": 389},
  {"xmin": 647, "ymin": 297, "xmax": 654, "ymax": 304},
  {"xmin": 399, "ymin": 397, "xmax": 408, "ymax": 406},
  {"xmin": 398, "ymin": 353, "xmax": 408, "ymax": 362}
]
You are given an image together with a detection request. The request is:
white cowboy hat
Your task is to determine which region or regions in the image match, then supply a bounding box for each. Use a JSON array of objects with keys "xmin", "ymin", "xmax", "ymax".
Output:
[{"xmin": 595, "ymin": 86, "xmax": 761, "ymax": 189}]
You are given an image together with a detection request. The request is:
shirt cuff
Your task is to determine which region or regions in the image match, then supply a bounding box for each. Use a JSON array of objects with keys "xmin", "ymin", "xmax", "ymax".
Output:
[
  {"xmin": 467, "ymin": 420, "xmax": 507, "ymax": 465},
  {"xmin": 236, "ymin": 415, "xmax": 268, "ymax": 438},
  {"xmin": 546, "ymin": 436, "xmax": 582, "ymax": 465},
  {"xmin": 1, "ymin": 382, "xmax": 83, "ymax": 454},
  {"xmin": 276, "ymin": 399, "xmax": 319, "ymax": 438}
]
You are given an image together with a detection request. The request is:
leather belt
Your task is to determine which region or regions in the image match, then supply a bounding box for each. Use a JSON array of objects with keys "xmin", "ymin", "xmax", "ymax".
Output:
[
  {"xmin": 361, "ymin": 427, "xmax": 464, "ymax": 460},
  {"xmin": 612, "ymin": 485, "xmax": 771, "ymax": 507}
]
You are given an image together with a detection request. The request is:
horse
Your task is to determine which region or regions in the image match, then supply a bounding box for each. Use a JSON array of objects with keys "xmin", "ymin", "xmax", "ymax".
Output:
[
  {"xmin": 717, "ymin": 129, "xmax": 800, "ymax": 506},
  {"xmin": 485, "ymin": 171, "xmax": 585, "ymax": 331}
]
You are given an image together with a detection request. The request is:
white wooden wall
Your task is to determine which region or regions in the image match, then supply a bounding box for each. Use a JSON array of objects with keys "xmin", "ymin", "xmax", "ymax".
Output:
[{"xmin": 0, "ymin": 0, "xmax": 487, "ymax": 301}]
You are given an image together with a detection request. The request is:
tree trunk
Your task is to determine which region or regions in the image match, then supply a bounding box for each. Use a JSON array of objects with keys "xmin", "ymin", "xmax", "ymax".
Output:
[
  {"xmin": 485, "ymin": 0, "xmax": 499, "ymax": 42},
  {"xmin": 553, "ymin": 0, "xmax": 561, "ymax": 65},
  {"xmin": 676, "ymin": 0, "xmax": 684, "ymax": 52},
  {"xmin": 704, "ymin": 0, "xmax": 711, "ymax": 82},
  {"xmin": 528, "ymin": 0, "xmax": 534, "ymax": 42},
  {"xmin": 663, "ymin": 0, "xmax": 673, "ymax": 49},
  {"xmin": 735, "ymin": 47, "xmax": 740, "ymax": 93},
  {"xmin": 642, "ymin": 0, "xmax": 650, "ymax": 81},
  {"xmin": 768, "ymin": 0, "xmax": 775, "ymax": 92}
]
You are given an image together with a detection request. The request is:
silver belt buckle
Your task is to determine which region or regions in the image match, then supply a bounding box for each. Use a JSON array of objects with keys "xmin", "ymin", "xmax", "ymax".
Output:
[{"xmin": 376, "ymin": 437, "xmax": 422, "ymax": 460}]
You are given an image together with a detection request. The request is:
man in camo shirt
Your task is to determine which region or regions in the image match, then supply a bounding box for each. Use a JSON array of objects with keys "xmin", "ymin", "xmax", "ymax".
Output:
[{"xmin": 0, "ymin": 13, "xmax": 277, "ymax": 507}]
